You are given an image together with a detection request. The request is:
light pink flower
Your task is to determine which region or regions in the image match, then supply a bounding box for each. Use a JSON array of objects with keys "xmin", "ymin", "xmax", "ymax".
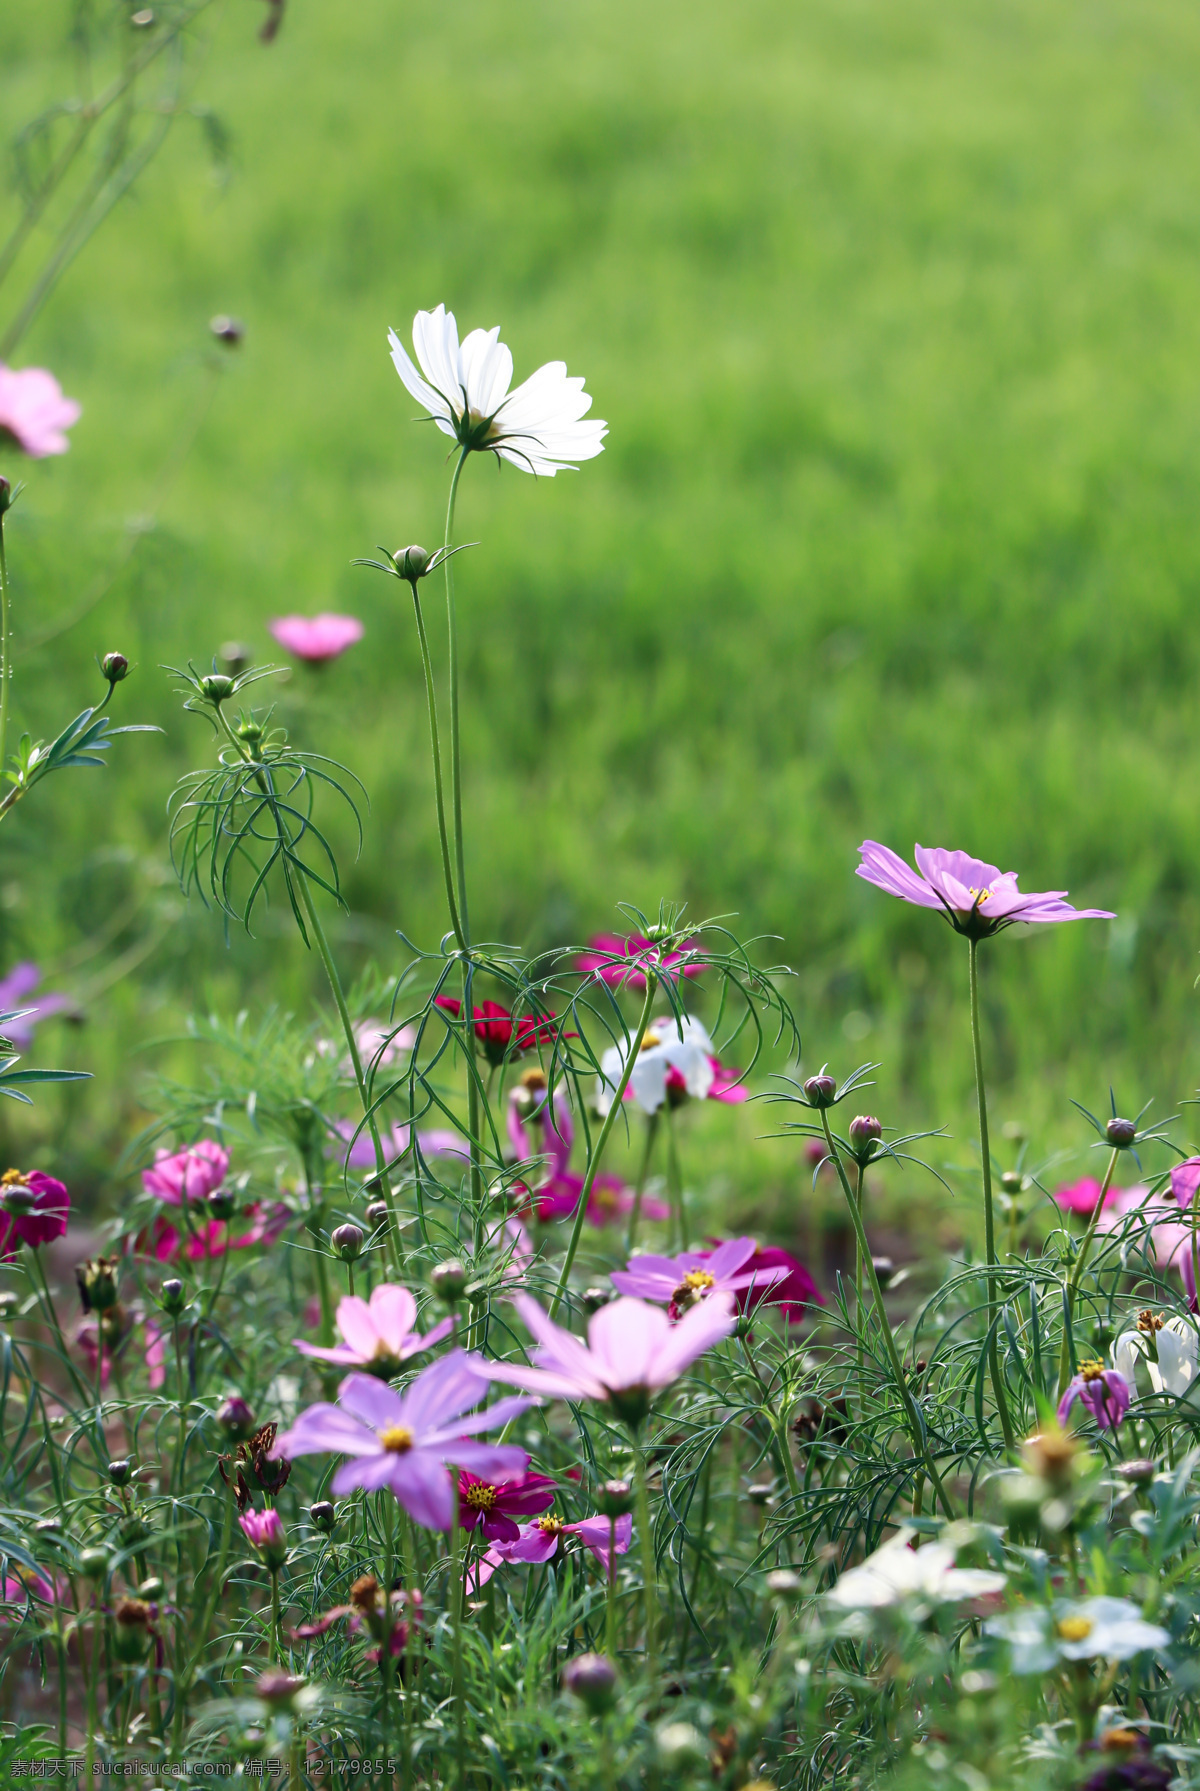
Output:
[
  {"xmin": 576, "ymin": 933, "xmax": 703, "ymax": 991},
  {"xmin": 468, "ymin": 1510, "xmax": 632, "ymax": 1590},
  {"xmin": 0, "ymin": 366, "xmax": 80, "ymax": 457},
  {"xmin": 856, "ymin": 841, "xmax": 1114, "ymax": 938},
  {"xmin": 142, "ymin": 1141, "xmax": 229, "ymax": 1205},
  {"xmin": 0, "ymin": 963, "xmax": 68, "ymax": 1050},
  {"xmin": 1095, "ymin": 1185, "xmax": 1194, "ymax": 1273},
  {"xmin": 269, "ymin": 614, "xmax": 363, "ymax": 663},
  {"xmin": 183, "ymin": 1201, "xmax": 291, "ymax": 1261},
  {"xmin": 1171, "ymin": 1158, "xmax": 1200, "ymax": 1211},
  {"xmin": 611, "ymin": 1237, "xmax": 785, "ymax": 1320},
  {"xmin": 294, "ymin": 1284, "xmax": 452, "ymax": 1376}
]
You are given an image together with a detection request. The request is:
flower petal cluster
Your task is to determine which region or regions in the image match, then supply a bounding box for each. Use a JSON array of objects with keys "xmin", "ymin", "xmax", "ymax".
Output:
[
  {"xmin": 577, "ymin": 933, "xmax": 702, "ymax": 991},
  {"xmin": 272, "ymin": 1349, "xmax": 532, "ymax": 1531},
  {"xmin": 0, "ymin": 963, "xmax": 67, "ymax": 1050},
  {"xmin": 435, "ymin": 996, "xmax": 563, "ymax": 1068},
  {"xmin": 1052, "ymin": 1177, "xmax": 1122, "ymax": 1218},
  {"xmin": 269, "ymin": 614, "xmax": 363, "ymax": 664},
  {"xmin": 0, "ymin": 1169, "xmax": 69, "ymax": 1258},
  {"xmin": 596, "ymin": 1014, "xmax": 720, "ymax": 1117},
  {"xmin": 984, "ymin": 1597, "xmax": 1169, "ymax": 1673},
  {"xmin": 856, "ymin": 842, "xmax": 1114, "ymax": 939},
  {"xmin": 720, "ymin": 1243, "xmax": 822, "ymax": 1322},
  {"xmin": 294, "ymin": 1285, "xmax": 453, "ymax": 1377},
  {"xmin": 389, "ymin": 306, "xmax": 605, "ymax": 476},
  {"xmin": 1114, "ymin": 1319, "xmax": 1200, "ymax": 1404},
  {"xmin": 0, "ymin": 365, "xmax": 80, "ymax": 457},
  {"xmin": 826, "ymin": 1531, "xmax": 1006, "ymax": 1611},
  {"xmin": 611, "ymin": 1237, "xmax": 786, "ymax": 1321},
  {"xmin": 142, "ymin": 1141, "xmax": 230, "ymax": 1205},
  {"xmin": 1057, "ymin": 1362, "xmax": 1131, "ymax": 1430},
  {"xmin": 457, "ymin": 1468, "xmax": 556, "ymax": 1541},
  {"xmin": 469, "ymin": 1511, "xmax": 633, "ymax": 1590}
]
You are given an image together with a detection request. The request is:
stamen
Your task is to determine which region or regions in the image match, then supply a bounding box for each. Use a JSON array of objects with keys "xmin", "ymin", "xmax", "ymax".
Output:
[{"xmin": 378, "ymin": 1424, "xmax": 415, "ymax": 1454}]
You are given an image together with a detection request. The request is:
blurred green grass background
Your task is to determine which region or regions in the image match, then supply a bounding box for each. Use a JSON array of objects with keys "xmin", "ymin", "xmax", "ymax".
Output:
[{"xmin": 2, "ymin": 0, "xmax": 1200, "ymax": 1242}]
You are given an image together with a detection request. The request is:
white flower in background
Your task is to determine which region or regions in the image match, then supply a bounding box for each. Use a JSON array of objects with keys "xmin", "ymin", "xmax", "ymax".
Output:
[
  {"xmin": 595, "ymin": 1014, "xmax": 716, "ymax": 1117},
  {"xmin": 825, "ymin": 1532, "xmax": 1006, "ymax": 1612},
  {"xmin": 985, "ymin": 1597, "xmax": 1169, "ymax": 1674},
  {"xmin": 1113, "ymin": 1316, "xmax": 1200, "ymax": 1404},
  {"xmin": 388, "ymin": 306, "xmax": 607, "ymax": 476}
]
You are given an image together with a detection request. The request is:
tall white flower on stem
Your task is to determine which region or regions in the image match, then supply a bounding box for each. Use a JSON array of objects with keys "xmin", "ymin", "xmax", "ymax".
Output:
[{"xmin": 388, "ymin": 305, "xmax": 607, "ymax": 476}]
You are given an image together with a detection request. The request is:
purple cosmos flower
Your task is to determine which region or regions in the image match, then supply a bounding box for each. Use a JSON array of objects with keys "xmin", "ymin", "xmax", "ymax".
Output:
[
  {"xmin": 269, "ymin": 614, "xmax": 364, "ymax": 664},
  {"xmin": 576, "ymin": 933, "xmax": 703, "ymax": 991},
  {"xmin": 611, "ymin": 1237, "xmax": 786, "ymax": 1321},
  {"xmin": 271, "ymin": 1349, "xmax": 532, "ymax": 1531},
  {"xmin": 0, "ymin": 366, "xmax": 80, "ymax": 458},
  {"xmin": 340, "ymin": 1120, "xmax": 466, "ymax": 1173},
  {"xmin": 856, "ymin": 842, "xmax": 1114, "ymax": 939},
  {"xmin": 477, "ymin": 1291, "xmax": 736, "ymax": 1429},
  {"xmin": 468, "ymin": 1511, "xmax": 633, "ymax": 1591},
  {"xmin": 294, "ymin": 1284, "xmax": 453, "ymax": 1377},
  {"xmin": 142, "ymin": 1140, "xmax": 230, "ymax": 1205},
  {"xmin": 239, "ymin": 1508, "xmax": 287, "ymax": 1569},
  {"xmin": 0, "ymin": 964, "xmax": 68, "ymax": 1052},
  {"xmin": 458, "ymin": 1468, "xmax": 557, "ymax": 1541},
  {"xmin": 697, "ymin": 1241, "xmax": 823, "ymax": 1324},
  {"xmin": 0, "ymin": 1169, "xmax": 69, "ymax": 1260},
  {"xmin": 1058, "ymin": 1362, "xmax": 1131, "ymax": 1430},
  {"xmin": 1170, "ymin": 1158, "xmax": 1200, "ymax": 1210}
]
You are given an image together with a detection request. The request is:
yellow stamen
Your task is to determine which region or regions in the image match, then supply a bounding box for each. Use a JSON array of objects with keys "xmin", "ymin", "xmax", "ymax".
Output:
[
  {"xmin": 0, "ymin": 1169, "xmax": 28, "ymax": 1187},
  {"xmin": 1079, "ymin": 1359, "xmax": 1107, "ymax": 1383},
  {"xmin": 1056, "ymin": 1616, "xmax": 1093, "ymax": 1642},
  {"xmin": 536, "ymin": 1515, "xmax": 564, "ymax": 1535},
  {"xmin": 378, "ymin": 1424, "xmax": 415, "ymax": 1454},
  {"xmin": 463, "ymin": 1482, "xmax": 497, "ymax": 1512}
]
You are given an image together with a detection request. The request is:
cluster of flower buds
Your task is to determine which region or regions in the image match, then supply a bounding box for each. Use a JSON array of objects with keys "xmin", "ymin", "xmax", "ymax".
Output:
[{"xmin": 221, "ymin": 1421, "xmax": 292, "ymax": 1510}]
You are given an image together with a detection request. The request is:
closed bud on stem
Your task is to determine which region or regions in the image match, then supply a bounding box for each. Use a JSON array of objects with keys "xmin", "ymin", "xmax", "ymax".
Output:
[
  {"xmin": 108, "ymin": 1458, "xmax": 132, "ymax": 1487},
  {"xmin": 0, "ymin": 476, "xmax": 11, "ymax": 515},
  {"xmin": 137, "ymin": 1576, "xmax": 164, "ymax": 1600},
  {"xmin": 101, "ymin": 651, "xmax": 129, "ymax": 685},
  {"xmin": 236, "ymin": 718, "xmax": 264, "ymax": 746},
  {"xmin": 331, "ymin": 1222, "xmax": 364, "ymax": 1261},
  {"xmin": 309, "ymin": 1500, "xmax": 336, "ymax": 1534},
  {"xmin": 1115, "ymin": 1458, "xmax": 1158, "ymax": 1487},
  {"xmin": 582, "ymin": 1286, "xmax": 613, "ymax": 1313},
  {"xmin": 656, "ymin": 1723, "xmax": 707, "ymax": 1769},
  {"xmin": 848, "ymin": 1114, "xmax": 882, "ymax": 1162},
  {"xmin": 595, "ymin": 1478, "xmax": 633, "ymax": 1518},
  {"xmin": 76, "ymin": 1255, "xmax": 119, "ymax": 1313},
  {"xmin": 200, "ymin": 673, "xmax": 235, "ymax": 703},
  {"xmin": 430, "ymin": 1259, "xmax": 468, "ymax": 1305},
  {"xmin": 396, "ymin": 544, "xmax": 432, "ymax": 583},
  {"xmin": 364, "ymin": 1200, "xmax": 390, "ymax": 1230},
  {"xmin": 746, "ymin": 1482, "xmax": 774, "ymax": 1507},
  {"xmin": 160, "ymin": 1278, "xmax": 185, "ymax": 1314},
  {"xmin": 207, "ymin": 1187, "xmax": 236, "ymax": 1222},
  {"xmin": 256, "ymin": 1670, "xmax": 304, "ymax": 1708},
  {"xmin": 872, "ymin": 1255, "xmax": 895, "ymax": 1288},
  {"xmin": 77, "ymin": 1547, "xmax": 109, "ymax": 1580},
  {"xmin": 1000, "ymin": 1169, "xmax": 1022, "ymax": 1194},
  {"xmin": 217, "ymin": 1395, "xmax": 256, "ymax": 1442},
  {"xmin": 1106, "ymin": 1116, "xmax": 1137, "ymax": 1148},
  {"xmin": 113, "ymin": 1598, "xmax": 152, "ymax": 1662},
  {"xmin": 766, "ymin": 1568, "xmax": 801, "ymax": 1596},
  {"xmin": 803, "ymin": 1073, "xmax": 837, "ymax": 1109},
  {"xmin": 562, "ymin": 1652, "xmax": 617, "ymax": 1714}
]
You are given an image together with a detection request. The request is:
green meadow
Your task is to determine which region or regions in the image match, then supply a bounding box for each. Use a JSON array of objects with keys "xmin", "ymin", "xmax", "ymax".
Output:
[{"xmin": 3, "ymin": 0, "xmax": 1200, "ymax": 1243}]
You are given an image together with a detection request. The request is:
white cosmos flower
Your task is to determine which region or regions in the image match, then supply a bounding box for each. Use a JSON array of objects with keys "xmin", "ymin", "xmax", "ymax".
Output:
[
  {"xmin": 825, "ymin": 1532, "xmax": 1006, "ymax": 1612},
  {"xmin": 985, "ymin": 1597, "xmax": 1169, "ymax": 1673},
  {"xmin": 595, "ymin": 1014, "xmax": 715, "ymax": 1117},
  {"xmin": 387, "ymin": 305, "xmax": 607, "ymax": 476},
  {"xmin": 1114, "ymin": 1318, "xmax": 1200, "ymax": 1403}
]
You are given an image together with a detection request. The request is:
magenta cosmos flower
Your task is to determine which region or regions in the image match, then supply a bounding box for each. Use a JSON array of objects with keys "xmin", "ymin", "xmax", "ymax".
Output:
[
  {"xmin": 0, "ymin": 366, "xmax": 80, "ymax": 458},
  {"xmin": 294, "ymin": 1284, "xmax": 453, "ymax": 1377},
  {"xmin": 478, "ymin": 1291, "xmax": 736, "ymax": 1429},
  {"xmin": 1058, "ymin": 1362, "xmax": 1131, "ymax": 1431},
  {"xmin": 468, "ymin": 1510, "xmax": 633, "ymax": 1590},
  {"xmin": 511, "ymin": 1099, "xmax": 667, "ymax": 1230},
  {"xmin": 269, "ymin": 614, "xmax": 364, "ymax": 664},
  {"xmin": 143, "ymin": 1140, "xmax": 229, "ymax": 1204},
  {"xmin": 1052, "ymin": 1177, "xmax": 1122, "ymax": 1218},
  {"xmin": 240, "ymin": 1507, "xmax": 287, "ymax": 1569},
  {"xmin": 716, "ymin": 1243, "xmax": 822, "ymax": 1323},
  {"xmin": 0, "ymin": 1169, "xmax": 69, "ymax": 1259},
  {"xmin": 856, "ymin": 842, "xmax": 1114, "ymax": 939},
  {"xmin": 0, "ymin": 964, "xmax": 67, "ymax": 1051},
  {"xmin": 458, "ymin": 1467, "xmax": 556, "ymax": 1541},
  {"xmin": 271, "ymin": 1349, "xmax": 533, "ymax": 1531},
  {"xmin": 611, "ymin": 1237, "xmax": 786, "ymax": 1321},
  {"xmin": 576, "ymin": 933, "xmax": 703, "ymax": 991}
]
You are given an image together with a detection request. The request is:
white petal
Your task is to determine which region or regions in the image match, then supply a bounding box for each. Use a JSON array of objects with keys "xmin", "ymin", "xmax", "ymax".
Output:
[
  {"xmin": 459, "ymin": 326, "xmax": 513, "ymax": 416},
  {"xmin": 388, "ymin": 328, "xmax": 450, "ymax": 424},
  {"xmin": 413, "ymin": 306, "xmax": 462, "ymax": 415}
]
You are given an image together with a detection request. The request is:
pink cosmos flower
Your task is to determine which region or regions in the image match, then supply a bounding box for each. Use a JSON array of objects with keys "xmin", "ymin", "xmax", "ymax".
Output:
[
  {"xmin": 468, "ymin": 1511, "xmax": 633, "ymax": 1590},
  {"xmin": 458, "ymin": 1468, "xmax": 557, "ymax": 1541},
  {"xmin": 856, "ymin": 842, "xmax": 1114, "ymax": 939},
  {"xmin": 1095, "ymin": 1185, "xmax": 1191, "ymax": 1271},
  {"xmin": 1058, "ymin": 1364, "xmax": 1131, "ymax": 1430},
  {"xmin": 294, "ymin": 1284, "xmax": 453, "ymax": 1377},
  {"xmin": 77, "ymin": 1309, "xmax": 164, "ymax": 1389},
  {"xmin": 1052, "ymin": 1178, "xmax": 1121, "ymax": 1218},
  {"xmin": 508, "ymin": 1071, "xmax": 573, "ymax": 1163},
  {"xmin": 509, "ymin": 1099, "xmax": 668, "ymax": 1230},
  {"xmin": 611, "ymin": 1237, "xmax": 786, "ymax": 1321},
  {"xmin": 697, "ymin": 1057, "xmax": 748, "ymax": 1104},
  {"xmin": 0, "ymin": 1170, "xmax": 69, "ymax": 1259},
  {"xmin": 435, "ymin": 996, "xmax": 566, "ymax": 1068},
  {"xmin": 1170, "ymin": 1158, "xmax": 1200, "ymax": 1211},
  {"xmin": 477, "ymin": 1291, "xmax": 736, "ymax": 1428},
  {"xmin": 269, "ymin": 614, "xmax": 364, "ymax": 663},
  {"xmin": 1, "ymin": 1566, "xmax": 61, "ymax": 1608},
  {"xmin": 271, "ymin": 1349, "xmax": 533, "ymax": 1531},
  {"xmin": 142, "ymin": 1141, "xmax": 230, "ymax": 1205},
  {"xmin": 240, "ymin": 1507, "xmax": 285, "ymax": 1551},
  {"xmin": 0, "ymin": 963, "xmax": 67, "ymax": 1051},
  {"xmin": 720, "ymin": 1243, "xmax": 822, "ymax": 1322},
  {"xmin": 576, "ymin": 934, "xmax": 703, "ymax": 991},
  {"xmin": 0, "ymin": 366, "xmax": 80, "ymax": 458}
]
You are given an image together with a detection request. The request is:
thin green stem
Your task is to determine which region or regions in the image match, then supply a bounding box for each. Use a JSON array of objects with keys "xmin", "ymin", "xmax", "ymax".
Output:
[
  {"xmin": 0, "ymin": 511, "xmax": 10, "ymax": 789},
  {"xmin": 85, "ymin": 1592, "xmax": 102, "ymax": 1779},
  {"xmin": 665, "ymin": 1102, "xmax": 686, "ymax": 1251},
  {"xmin": 269, "ymin": 1569, "xmax": 281, "ymax": 1664},
  {"xmin": 409, "ymin": 586, "xmax": 466, "ymax": 950},
  {"xmin": 1056, "ymin": 1146, "xmax": 1120, "ymax": 1399},
  {"xmin": 854, "ymin": 1164, "xmax": 865, "ymax": 1375},
  {"xmin": 605, "ymin": 1517, "xmax": 618, "ymax": 1659},
  {"xmin": 624, "ymin": 1112, "xmax": 660, "ymax": 1255},
  {"xmin": 551, "ymin": 975, "xmax": 659, "ymax": 1317},
  {"xmin": 632, "ymin": 1436, "xmax": 657, "ymax": 1682},
  {"xmin": 443, "ymin": 445, "xmax": 471, "ymax": 940},
  {"xmin": 819, "ymin": 1110, "xmax": 954, "ymax": 1518},
  {"xmin": 968, "ymin": 937, "xmax": 1017, "ymax": 1452},
  {"xmin": 451, "ymin": 1499, "xmax": 466, "ymax": 1791}
]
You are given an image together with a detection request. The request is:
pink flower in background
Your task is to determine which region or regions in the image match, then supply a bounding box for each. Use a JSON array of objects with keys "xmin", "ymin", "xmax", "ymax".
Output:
[
  {"xmin": 855, "ymin": 842, "xmax": 1114, "ymax": 939},
  {"xmin": 1095, "ymin": 1185, "xmax": 1190, "ymax": 1270},
  {"xmin": 0, "ymin": 1169, "xmax": 68, "ymax": 1259},
  {"xmin": 0, "ymin": 366, "xmax": 80, "ymax": 457},
  {"xmin": 719, "ymin": 1243, "xmax": 823, "ymax": 1322},
  {"xmin": 458, "ymin": 1468, "xmax": 557, "ymax": 1541},
  {"xmin": 144, "ymin": 1317, "xmax": 166, "ymax": 1391},
  {"xmin": 576, "ymin": 933, "xmax": 703, "ymax": 991},
  {"xmin": 468, "ymin": 1510, "xmax": 632, "ymax": 1590},
  {"xmin": 240, "ymin": 1507, "xmax": 285, "ymax": 1551},
  {"xmin": 143, "ymin": 1141, "xmax": 229, "ymax": 1204},
  {"xmin": 1052, "ymin": 1177, "xmax": 1120, "ymax": 1218},
  {"xmin": 76, "ymin": 1310, "xmax": 163, "ymax": 1388},
  {"xmin": 1170, "ymin": 1158, "xmax": 1200, "ymax": 1210},
  {"xmin": 702, "ymin": 1057, "xmax": 748, "ymax": 1103},
  {"xmin": 508, "ymin": 1072, "xmax": 573, "ymax": 1162},
  {"xmin": 294, "ymin": 1284, "xmax": 452, "ymax": 1376},
  {"xmin": 612, "ymin": 1237, "xmax": 786, "ymax": 1319},
  {"xmin": 340, "ymin": 1120, "xmax": 466, "ymax": 1173},
  {"xmin": 0, "ymin": 964, "xmax": 68, "ymax": 1051},
  {"xmin": 184, "ymin": 1201, "xmax": 291, "ymax": 1261},
  {"xmin": 1058, "ymin": 1363, "xmax": 1131, "ymax": 1431},
  {"xmin": 269, "ymin": 614, "xmax": 363, "ymax": 663}
]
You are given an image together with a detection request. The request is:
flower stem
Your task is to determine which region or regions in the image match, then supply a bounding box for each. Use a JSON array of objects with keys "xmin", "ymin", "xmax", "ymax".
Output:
[
  {"xmin": 269, "ymin": 1568, "xmax": 281, "ymax": 1664},
  {"xmin": 443, "ymin": 444, "xmax": 471, "ymax": 939},
  {"xmin": 665, "ymin": 1101, "xmax": 686, "ymax": 1251},
  {"xmin": 968, "ymin": 936, "xmax": 1016, "ymax": 1452},
  {"xmin": 819, "ymin": 1110, "xmax": 954, "ymax": 1517},
  {"xmin": 410, "ymin": 585, "xmax": 466, "ymax": 951},
  {"xmin": 1055, "ymin": 1146, "xmax": 1120, "ymax": 1400},
  {"xmin": 551, "ymin": 974, "xmax": 658, "ymax": 1317},
  {"xmin": 605, "ymin": 1516, "xmax": 618, "ymax": 1659},
  {"xmin": 450, "ymin": 1498, "xmax": 466, "ymax": 1791},
  {"xmin": 0, "ymin": 508, "xmax": 10, "ymax": 793},
  {"xmin": 632, "ymin": 1436, "xmax": 657, "ymax": 1682},
  {"xmin": 624, "ymin": 1112, "xmax": 660, "ymax": 1255}
]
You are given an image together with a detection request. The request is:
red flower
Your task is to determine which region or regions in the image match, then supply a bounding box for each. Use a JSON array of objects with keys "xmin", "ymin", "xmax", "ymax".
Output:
[
  {"xmin": 434, "ymin": 997, "xmax": 563, "ymax": 1068},
  {"xmin": 696, "ymin": 1242, "xmax": 822, "ymax": 1324},
  {"xmin": 576, "ymin": 933, "xmax": 703, "ymax": 992},
  {"xmin": 458, "ymin": 1470, "xmax": 557, "ymax": 1541},
  {"xmin": 0, "ymin": 1169, "xmax": 69, "ymax": 1260}
]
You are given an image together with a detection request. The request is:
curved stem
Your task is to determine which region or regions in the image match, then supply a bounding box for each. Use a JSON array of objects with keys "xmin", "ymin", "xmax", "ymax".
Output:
[
  {"xmin": 1056, "ymin": 1146, "xmax": 1120, "ymax": 1399},
  {"xmin": 410, "ymin": 586, "xmax": 466, "ymax": 950},
  {"xmin": 551, "ymin": 975, "xmax": 658, "ymax": 1317},
  {"xmin": 632, "ymin": 1436, "xmax": 657, "ymax": 1682},
  {"xmin": 968, "ymin": 938, "xmax": 1017, "ymax": 1451},
  {"xmin": 624, "ymin": 1112, "xmax": 660, "ymax": 1256},
  {"xmin": 451, "ymin": 1498, "xmax": 466, "ymax": 1791}
]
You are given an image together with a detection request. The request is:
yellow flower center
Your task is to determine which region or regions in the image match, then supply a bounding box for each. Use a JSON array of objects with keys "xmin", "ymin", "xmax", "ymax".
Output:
[
  {"xmin": 639, "ymin": 1030, "xmax": 662, "ymax": 1052},
  {"xmin": 591, "ymin": 1186, "xmax": 619, "ymax": 1215},
  {"xmin": 968, "ymin": 886, "xmax": 992, "ymax": 904},
  {"xmin": 0, "ymin": 1168, "xmax": 28, "ymax": 1187},
  {"xmin": 1056, "ymin": 1616, "xmax": 1094, "ymax": 1642},
  {"xmin": 519, "ymin": 1068, "xmax": 548, "ymax": 1093},
  {"xmin": 463, "ymin": 1482, "xmax": 497, "ymax": 1512},
  {"xmin": 682, "ymin": 1270, "xmax": 715, "ymax": 1294},
  {"xmin": 1079, "ymin": 1359, "xmax": 1107, "ymax": 1383},
  {"xmin": 378, "ymin": 1425, "xmax": 415, "ymax": 1454},
  {"xmin": 536, "ymin": 1515, "xmax": 564, "ymax": 1536}
]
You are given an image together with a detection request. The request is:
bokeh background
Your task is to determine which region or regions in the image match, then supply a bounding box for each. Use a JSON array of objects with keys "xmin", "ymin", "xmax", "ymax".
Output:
[{"xmin": 3, "ymin": 0, "xmax": 1200, "ymax": 1243}]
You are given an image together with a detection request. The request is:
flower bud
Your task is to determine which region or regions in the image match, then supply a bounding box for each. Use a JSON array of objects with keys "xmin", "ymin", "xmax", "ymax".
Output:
[
  {"xmin": 206, "ymin": 1187, "xmax": 236, "ymax": 1222},
  {"xmin": 77, "ymin": 1547, "xmax": 109, "ymax": 1579},
  {"xmin": 200, "ymin": 673, "xmax": 235, "ymax": 703},
  {"xmin": 872, "ymin": 1255, "xmax": 896, "ymax": 1288},
  {"xmin": 160, "ymin": 1278, "xmax": 185, "ymax": 1314},
  {"xmin": 655, "ymin": 1722, "xmax": 707, "ymax": 1769},
  {"xmin": 76, "ymin": 1255, "xmax": 119, "ymax": 1313},
  {"xmin": 331, "ymin": 1222, "xmax": 364, "ymax": 1261},
  {"xmin": 0, "ymin": 477, "xmax": 11, "ymax": 515},
  {"xmin": 1115, "ymin": 1458, "xmax": 1158, "ymax": 1487},
  {"xmin": 0, "ymin": 1181, "xmax": 37, "ymax": 1217},
  {"xmin": 108, "ymin": 1458, "xmax": 132, "ymax": 1487},
  {"xmin": 309, "ymin": 1500, "xmax": 336, "ymax": 1534},
  {"xmin": 848, "ymin": 1115, "xmax": 882, "ymax": 1160},
  {"xmin": 217, "ymin": 1395, "xmax": 256, "ymax": 1442},
  {"xmin": 746, "ymin": 1482, "xmax": 774, "ymax": 1507},
  {"xmin": 582, "ymin": 1286, "xmax": 613, "ymax": 1314},
  {"xmin": 236, "ymin": 717, "xmax": 264, "ymax": 746},
  {"xmin": 803, "ymin": 1073, "xmax": 837, "ymax": 1109},
  {"xmin": 595, "ymin": 1479, "xmax": 633, "ymax": 1518},
  {"xmin": 221, "ymin": 641, "xmax": 253, "ymax": 674},
  {"xmin": 34, "ymin": 1517, "xmax": 63, "ymax": 1538},
  {"xmin": 101, "ymin": 651, "xmax": 129, "ymax": 685},
  {"xmin": 396, "ymin": 544, "xmax": 432, "ymax": 582},
  {"xmin": 210, "ymin": 315, "xmax": 245, "ymax": 347},
  {"xmin": 766, "ymin": 1568, "xmax": 801, "ymax": 1596},
  {"xmin": 431, "ymin": 1259, "xmax": 468, "ymax": 1306},
  {"xmin": 113, "ymin": 1597, "xmax": 152, "ymax": 1662},
  {"xmin": 365, "ymin": 1199, "xmax": 390, "ymax": 1230},
  {"xmin": 137, "ymin": 1576, "xmax": 164, "ymax": 1600},
  {"xmin": 1000, "ymin": 1169, "xmax": 1022, "ymax": 1194},
  {"xmin": 562, "ymin": 1651, "xmax": 617, "ymax": 1714},
  {"xmin": 1106, "ymin": 1116, "xmax": 1137, "ymax": 1148},
  {"xmin": 255, "ymin": 1670, "xmax": 304, "ymax": 1708}
]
